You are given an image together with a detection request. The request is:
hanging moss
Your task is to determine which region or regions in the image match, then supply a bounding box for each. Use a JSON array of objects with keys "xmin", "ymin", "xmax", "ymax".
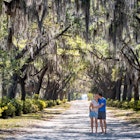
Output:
[{"xmin": 0, "ymin": 0, "xmax": 3, "ymax": 14}]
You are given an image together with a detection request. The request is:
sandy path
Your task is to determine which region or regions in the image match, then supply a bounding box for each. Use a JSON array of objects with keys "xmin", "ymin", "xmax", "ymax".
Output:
[{"xmin": 3, "ymin": 100, "xmax": 140, "ymax": 140}]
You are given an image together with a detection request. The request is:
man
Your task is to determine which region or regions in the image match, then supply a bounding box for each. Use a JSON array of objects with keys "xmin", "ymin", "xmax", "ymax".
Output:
[{"xmin": 97, "ymin": 93, "xmax": 106, "ymax": 134}]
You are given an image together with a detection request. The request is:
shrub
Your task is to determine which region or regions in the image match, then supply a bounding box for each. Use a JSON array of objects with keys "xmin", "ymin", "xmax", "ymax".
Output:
[
  {"xmin": 107, "ymin": 99, "xmax": 113, "ymax": 107},
  {"xmin": 112, "ymin": 100, "xmax": 120, "ymax": 108},
  {"xmin": 133, "ymin": 100, "xmax": 140, "ymax": 111},
  {"xmin": 53, "ymin": 100, "xmax": 57, "ymax": 106},
  {"xmin": 107, "ymin": 98, "xmax": 140, "ymax": 111},
  {"xmin": 62, "ymin": 99, "xmax": 67, "ymax": 103},
  {"xmin": 117, "ymin": 101, "xmax": 123, "ymax": 108},
  {"xmin": 47, "ymin": 100, "xmax": 54, "ymax": 107},
  {"xmin": 23, "ymin": 99, "xmax": 38, "ymax": 114},
  {"xmin": 2, "ymin": 103, "xmax": 16, "ymax": 118},
  {"xmin": 31, "ymin": 104, "xmax": 39, "ymax": 113},
  {"xmin": 0, "ymin": 107, "xmax": 3, "ymax": 117},
  {"xmin": 129, "ymin": 100, "xmax": 134, "ymax": 108},
  {"xmin": 56, "ymin": 99, "xmax": 62, "ymax": 105},
  {"xmin": 33, "ymin": 99, "xmax": 46, "ymax": 111},
  {"xmin": 122, "ymin": 101, "xmax": 129, "ymax": 109},
  {"xmin": 10, "ymin": 99, "xmax": 23, "ymax": 116},
  {"xmin": 0, "ymin": 96, "xmax": 10, "ymax": 107},
  {"xmin": 33, "ymin": 94, "xmax": 39, "ymax": 100}
]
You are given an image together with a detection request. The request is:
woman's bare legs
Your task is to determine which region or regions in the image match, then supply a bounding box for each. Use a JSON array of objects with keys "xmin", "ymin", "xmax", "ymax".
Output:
[{"xmin": 90, "ymin": 118, "xmax": 94, "ymax": 133}]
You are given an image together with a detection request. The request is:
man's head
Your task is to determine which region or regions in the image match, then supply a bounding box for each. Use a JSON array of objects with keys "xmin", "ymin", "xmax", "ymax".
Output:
[{"xmin": 97, "ymin": 93, "xmax": 102, "ymax": 99}]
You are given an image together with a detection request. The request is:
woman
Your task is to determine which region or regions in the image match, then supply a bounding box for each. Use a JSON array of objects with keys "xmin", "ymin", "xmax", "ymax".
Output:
[{"xmin": 89, "ymin": 95, "xmax": 99, "ymax": 133}]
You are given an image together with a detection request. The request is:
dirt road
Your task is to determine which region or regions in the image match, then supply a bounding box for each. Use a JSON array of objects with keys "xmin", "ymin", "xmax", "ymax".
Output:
[{"xmin": 2, "ymin": 100, "xmax": 140, "ymax": 140}]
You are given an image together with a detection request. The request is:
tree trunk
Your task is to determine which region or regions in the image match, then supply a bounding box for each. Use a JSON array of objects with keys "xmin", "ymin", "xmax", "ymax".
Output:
[
  {"xmin": 133, "ymin": 81, "xmax": 139, "ymax": 101},
  {"xmin": 8, "ymin": 73, "xmax": 18, "ymax": 99},
  {"xmin": 51, "ymin": 82, "xmax": 59, "ymax": 100},
  {"xmin": 122, "ymin": 74, "xmax": 127, "ymax": 101},
  {"xmin": 116, "ymin": 78, "xmax": 122, "ymax": 101},
  {"xmin": 20, "ymin": 78, "xmax": 26, "ymax": 101},
  {"xmin": 110, "ymin": 85, "xmax": 116, "ymax": 99},
  {"xmin": 35, "ymin": 65, "xmax": 48, "ymax": 94},
  {"xmin": 2, "ymin": 71, "xmax": 7, "ymax": 97},
  {"xmin": 127, "ymin": 77, "xmax": 133, "ymax": 101}
]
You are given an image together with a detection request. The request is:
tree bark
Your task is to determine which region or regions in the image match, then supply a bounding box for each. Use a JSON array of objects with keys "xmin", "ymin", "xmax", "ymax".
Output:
[
  {"xmin": 110, "ymin": 84, "xmax": 116, "ymax": 99},
  {"xmin": 2, "ymin": 71, "xmax": 7, "ymax": 97},
  {"xmin": 127, "ymin": 77, "xmax": 133, "ymax": 101},
  {"xmin": 115, "ymin": 78, "xmax": 122, "ymax": 101},
  {"xmin": 20, "ymin": 78, "xmax": 26, "ymax": 101},
  {"xmin": 122, "ymin": 74, "xmax": 127, "ymax": 101},
  {"xmin": 8, "ymin": 73, "xmax": 18, "ymax": 99},
  {"xmin": 35, "ymin": 65, "xmax": 48, "ymax": 94},
  {"xmin": 133, "ymin": 80, "xmax": 139, "ymax": 101}
]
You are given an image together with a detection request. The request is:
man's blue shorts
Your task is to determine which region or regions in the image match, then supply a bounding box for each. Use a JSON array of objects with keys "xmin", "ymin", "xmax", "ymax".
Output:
[{"xmin": 98, "ymin": 111, "xmax": 106, "ymax": 119}]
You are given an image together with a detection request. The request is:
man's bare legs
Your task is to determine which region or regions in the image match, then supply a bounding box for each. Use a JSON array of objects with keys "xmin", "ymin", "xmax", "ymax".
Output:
[
  {"xmin": 99, "ymin": 119, "xmax": 104, "ymax": 133},
  {"xmin": 99, "ymin": 119, "xmax": 107, "ymax": 133},
  {"xmin": 103, "ymin": 119, "xmax": 107, "ymax": 133}
]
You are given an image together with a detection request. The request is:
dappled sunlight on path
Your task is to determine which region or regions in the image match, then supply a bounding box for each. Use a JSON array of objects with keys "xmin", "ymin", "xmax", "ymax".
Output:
[{"xmin": 3, "ymin": 100, "xmax": 140, "ymax": 140}]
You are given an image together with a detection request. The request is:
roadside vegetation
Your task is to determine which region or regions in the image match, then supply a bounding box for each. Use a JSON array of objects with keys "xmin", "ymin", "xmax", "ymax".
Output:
[
  {"xmin": 107, "ymin": 99, "xmax": 140, "ymax": 126},
  {"xmin": 107, "ymin": 98, "xmax": 140, "ymax": 111},
  {"xmin": 0, "ymin": 94, "xmax": 68, "ymax": 119},
  {"xmin": 0, "ymin": 99, "xmax": 70, "ymax": 138}
]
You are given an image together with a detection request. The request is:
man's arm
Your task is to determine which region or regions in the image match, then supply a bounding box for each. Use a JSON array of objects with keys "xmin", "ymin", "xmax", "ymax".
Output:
[
  {"xmin": 93, "ymin": 103, "xmax": 104, "ymax": 108},
  {"xmin": 97, "ymin": 103, "xmax": 104, "ymax": 108}
]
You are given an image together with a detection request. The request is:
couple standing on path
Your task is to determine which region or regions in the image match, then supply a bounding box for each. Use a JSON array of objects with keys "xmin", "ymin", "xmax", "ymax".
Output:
[{"xmin": 89, "ymin": 93, "xmax": 106, "ymax": 134}]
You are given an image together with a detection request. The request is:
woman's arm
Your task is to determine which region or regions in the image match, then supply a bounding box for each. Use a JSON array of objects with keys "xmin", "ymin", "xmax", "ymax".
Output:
[{"xmin": 89, "ymin": 102, "xmax": 94, "ymax": 111}]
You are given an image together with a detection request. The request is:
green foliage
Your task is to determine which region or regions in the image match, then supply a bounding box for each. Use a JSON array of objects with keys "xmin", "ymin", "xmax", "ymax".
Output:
[
  {"xmin": 47, "ymin": 100, "xmax": 56, "ymax": 107},
  {"xmin": 87, "ymin": 93, "xmax": 93, "ymax": 101},
  {"xmin": 111, "ymin": 67, "xmax": 119, "ymax": 81},
  {"xmin": 46, "ymin": 99, "xmax": 67, "ymax": 107},
  {"xmin": 0, "ymin": 15, "xmax": 8, "ymax": 39},
  {"xmin": 0, "ymin": 95, "xmax": 68, "ymax": 119},
  {"xmin": 12, "ymin": 36, "xmax": 27, "ymax": 50},
  {"xmin": 133, "ymin": 100, "xmax": 140, "ymax": 111},
  {"xmin": 10, "ymin": 99, "xmax": 23, "ymax": 116},
  {"xmin": 0, "ymin": 97, "xmax": 23, "ymax": 117},
  {"xmin": 107, "ymin": 99, "xmax": 113, "ymax": 106},
  {"xmin": 56, "ymin": 99, "xmax": 62, "ymax": 105},
  {"xmin": 31, "ymin": 104, "xmax": 39, "ymax": 113},
  {"xmin": 0, "ymin": 96, "xmax": 10, "ymax": 107},
  {"xmin": 1, "ymin": 103, "xmax": 16, "ymax": 118},
  {"xmin": 122, "ymin": 101, "xmax": 129, "ymax": 109},
  {"xmin": 33, "ymin": 99, "xmax": 46, "ymax": 111},
  {"xmin": 23, "ymin": 99, "xmax": 38, "ymax": 114},
  {"xmin": 0, "ymin": 107, "xmax": 3, "ymax": 116},
  {"xmin": 62, "ymin": 99, "xmax": 67, "ymax": 103},
  {"xmin": 0, "ymin": 106, "xmax": 8, "ymax": 117},
  {"xmin": 107, "ymin": 99, "xmax": 140, "ymax": 111},
  {"xmin": 94, "ymin": 37, "xmax": 109, "ymax": 57},
  {"xmin": 33, "ymin": 94, "xmax": 39, "ymax": 100}
]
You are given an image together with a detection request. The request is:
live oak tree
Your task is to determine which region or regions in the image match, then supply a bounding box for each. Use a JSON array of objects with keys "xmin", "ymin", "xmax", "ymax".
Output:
[{"xmin": 0, "ymin": 0, "xmax": 140, "ymax": 102}]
